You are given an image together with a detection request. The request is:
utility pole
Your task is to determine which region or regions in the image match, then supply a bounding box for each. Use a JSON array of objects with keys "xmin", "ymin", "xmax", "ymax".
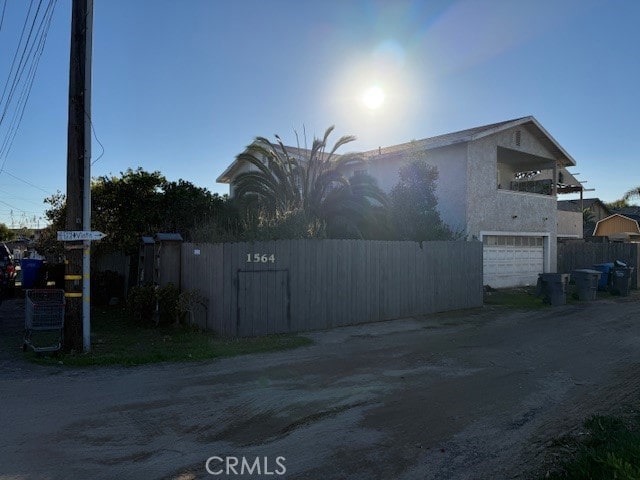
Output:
[{"xmin": 64, "ymin": 0, "xmax": 93, "ymax": 352}]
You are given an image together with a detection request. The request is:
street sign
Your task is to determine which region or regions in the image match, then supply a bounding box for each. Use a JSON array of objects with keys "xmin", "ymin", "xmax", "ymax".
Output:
[{"xmin": 57, "ymin": 231, "xmax": 106, "ymax": 242}]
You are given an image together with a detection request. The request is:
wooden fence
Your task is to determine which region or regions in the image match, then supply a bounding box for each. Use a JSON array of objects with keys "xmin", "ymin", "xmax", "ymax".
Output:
[
  {"xmin": 180, "ymin": 239, "xmax": 483, "ymax": 337},
  {"xmin": 557, "ymin": 242, "xmax": 640, "ymax": 289}
]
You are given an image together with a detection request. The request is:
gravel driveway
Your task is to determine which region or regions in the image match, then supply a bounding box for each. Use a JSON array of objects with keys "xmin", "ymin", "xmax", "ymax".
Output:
[{"xmin": 2, "ymin": 294, "xmax": 640, "ymax": 479}]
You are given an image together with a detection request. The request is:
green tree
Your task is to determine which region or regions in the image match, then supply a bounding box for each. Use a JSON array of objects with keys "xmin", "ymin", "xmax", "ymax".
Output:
[
  {"xmin": 583, "ymin": 208, "xmax": 595, "ymax": 225},
  {"xmin": 233, "ymin": 126, "xmax": 388, "ymax": 239},
  {"xmin": 623, "ymin": 187, "xmax": 640, "ymax": 204},
  {"xmin": 37, "ymin": 168, "xmax": 239, "ymax": 256},
  {"xmin": 390, "ymin": 159, "xmax": 454, "ymax": 241},
  {"xmin": 0, "ymin": 223, "xmax": 14, "ymax": 241},
  {"xmin": 606, "ymin": 198, "xmax": 630, "ymax": 209},
  {"xmin": 34, "ymin": 192, "xmax": 67, "ymax": 259},
  {"xmin": 160, "ymin": 179, "xmax": 236, "ymax": 236},
  {"xmin": 91, "ymin": 168, "xmax": 167, "ymax": 254}
]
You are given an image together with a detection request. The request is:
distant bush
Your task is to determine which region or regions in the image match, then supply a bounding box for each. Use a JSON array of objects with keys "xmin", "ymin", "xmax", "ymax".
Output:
[
  {"xmin": 157, "ymin": 283, "xmax": 180, "ymax": 326},
  {"xmin": 127, "ymin": 283, "xmax": 184, "ymax": 327},
  {"xmin": 127, "ymin": 284, "xmax": 157, "ymax": 325}
]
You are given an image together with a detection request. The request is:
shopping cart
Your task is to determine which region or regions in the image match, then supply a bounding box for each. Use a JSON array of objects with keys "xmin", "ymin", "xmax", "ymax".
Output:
[{"xmin": 23, "ymin": 289, "xmax": 65, "ymax": 353}]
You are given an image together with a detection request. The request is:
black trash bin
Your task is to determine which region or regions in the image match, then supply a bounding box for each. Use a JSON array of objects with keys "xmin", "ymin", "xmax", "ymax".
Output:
[
  {"xmin": 611, "ymin": 267, "xmax": 634, "ymax": 296},
  {"xmin": 572, "ymin": 269, "xmax": 601, "ymax": 301},
  {"xmin": 537, "ymin": 273, "xmax": 570, "ymax": 305}
]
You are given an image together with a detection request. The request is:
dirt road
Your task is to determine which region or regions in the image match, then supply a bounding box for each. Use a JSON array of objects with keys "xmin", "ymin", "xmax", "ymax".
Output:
[{"xmin": 2, "ymin": 295, "xmax": 640, "ymax": 480}]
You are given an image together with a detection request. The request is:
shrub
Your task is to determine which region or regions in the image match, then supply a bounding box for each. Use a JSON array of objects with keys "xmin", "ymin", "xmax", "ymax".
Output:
[
  {"xmin": 177, "ymin": 289, "xmax": 208, "ymax": 328},
  {"xmin": 127, "ymin": 284, "xmax": 157, "ymax": 325},
  {"xmin": 157, "ymin": 283, "xmax": 180, "ymax": 326}
]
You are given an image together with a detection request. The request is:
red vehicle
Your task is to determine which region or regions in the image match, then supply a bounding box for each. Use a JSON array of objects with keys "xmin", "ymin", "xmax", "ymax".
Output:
[{"xmin": 0, "ymin": 242, "xmax": 16, "ymax": 289}]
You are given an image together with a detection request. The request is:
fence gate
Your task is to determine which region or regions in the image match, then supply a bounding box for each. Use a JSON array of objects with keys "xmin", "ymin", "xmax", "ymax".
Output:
[{"xmin": 236, "ymin": 269, "xmax": 290, "ymax": 337}]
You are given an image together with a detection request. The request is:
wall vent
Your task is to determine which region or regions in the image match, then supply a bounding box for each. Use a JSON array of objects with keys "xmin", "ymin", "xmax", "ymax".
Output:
[{"xmin": 515, "ymin": 130, "xmax": 521, "ymax": 146}]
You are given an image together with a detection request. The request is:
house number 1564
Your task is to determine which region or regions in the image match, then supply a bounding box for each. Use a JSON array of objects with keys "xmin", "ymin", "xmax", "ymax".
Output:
[{"xmin": 247, "ymin": 253, "xmax": 276, "ymax": 263}]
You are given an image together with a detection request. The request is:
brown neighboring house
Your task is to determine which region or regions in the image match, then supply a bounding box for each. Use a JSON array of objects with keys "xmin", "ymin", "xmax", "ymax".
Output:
[
  {"xmin": 557, "ymin": 198, "xmax": 610, "ymax": 221},
  {"xmin": 557, "ymin": 198, "xmax": 611, "ymax": 239},
  {"xmin": 593, "ymin": 213, "xmax": 640, "ymax": 242}
]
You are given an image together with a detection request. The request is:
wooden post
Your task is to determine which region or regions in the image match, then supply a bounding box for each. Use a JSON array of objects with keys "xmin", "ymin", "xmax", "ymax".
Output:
[{"xmin": 64, "ymin": 0, "xmax": 92, "ymax": 352}]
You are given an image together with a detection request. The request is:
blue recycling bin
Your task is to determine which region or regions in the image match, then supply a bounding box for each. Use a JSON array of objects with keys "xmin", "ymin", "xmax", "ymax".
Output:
[
  {"xmin": 592, "ymin": 263, "xmax": 614, "ymax": 291},
  {"xmin": 20, "ymin": 258, "xmax": 43, "ymax": 289}
]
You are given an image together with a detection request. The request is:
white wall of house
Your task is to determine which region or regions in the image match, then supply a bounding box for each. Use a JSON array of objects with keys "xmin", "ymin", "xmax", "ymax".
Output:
[
  {"xmin": 466, "ymin": 127, "xmax": 561, "ymax": 284},
  {"xmin": 466, "ymin": 130, "xmax": 557, "ymax": 228},
  {"xmin": 353, "ymin": 143, "xmax": 469, "ymax": 233}
]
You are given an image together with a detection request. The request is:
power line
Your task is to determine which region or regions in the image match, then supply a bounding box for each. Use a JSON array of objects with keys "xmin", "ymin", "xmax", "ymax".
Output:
[
  {"xmin": 0, "ymin": 198, "xmax": 32, "ymax": 214},
  {"xmin": 0, "ymin": 0, "xmax": 57, "ymax": 164},
  {"xmin": 0, "ymin": 0, "xmax": 40, "ymax": 126},
  {"xmin": 0, "ymin": 0, "xmax": 67, "ymax": 231},
  {"xmin": 0, "ymin": 1, "xmax": 34, "ymax": 111},
  {"xmin": 0, "ymin": 210, "xmax": 42, "ymax": 215},
  {"xmin": 0, "ymin": 186, "xmax": 48, "ymax": 207},
  {"xmin": 0, "ymin": 0, "xmax": 7, "ymax": 34},
  {"xmin": 87, "ymin": 110, "xmax": 105, "ymax": 165},
  {"xmin": 0, "ymin": 169, "xmax": 54, "ymax": 195}
]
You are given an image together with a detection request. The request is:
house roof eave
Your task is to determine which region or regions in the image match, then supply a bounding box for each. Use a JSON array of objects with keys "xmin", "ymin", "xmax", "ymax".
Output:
[
  {"xmin": 470, "ymin": 116, "xmax": 576, "ymax": 167},
  {"xmin": 216, "ymin": 161, "xmax": 240, "ymax": 184}
]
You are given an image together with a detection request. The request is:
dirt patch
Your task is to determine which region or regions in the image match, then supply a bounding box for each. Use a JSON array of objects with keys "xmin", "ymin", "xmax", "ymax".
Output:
[{"xmin": 2, "ymin": 295, "xmax": 640, "ymax": 480}]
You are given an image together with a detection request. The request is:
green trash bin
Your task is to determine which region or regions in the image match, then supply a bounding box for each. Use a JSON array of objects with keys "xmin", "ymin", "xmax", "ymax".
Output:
[
  {"xmin": 572, "ymin": 269, "xmax": 601, "ymax": 301},
  {"xmin": 611, "ymin": 267, "xmax": 634, "ymax": 296},
  {"xmin": 537, "ymin": 273, "xmax": 570, "ymax": 306}
]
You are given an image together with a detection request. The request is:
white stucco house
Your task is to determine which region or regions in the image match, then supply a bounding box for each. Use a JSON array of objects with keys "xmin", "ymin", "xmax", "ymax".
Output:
[{"xmin": 217, "ymin": 116, "xmax": 583, "ymax": 288}]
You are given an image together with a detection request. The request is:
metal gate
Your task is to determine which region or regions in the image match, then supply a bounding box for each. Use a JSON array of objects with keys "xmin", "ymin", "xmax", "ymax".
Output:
[{"xmin": 236, "ymin": 269, "xmax": 290, "ymax": 337}]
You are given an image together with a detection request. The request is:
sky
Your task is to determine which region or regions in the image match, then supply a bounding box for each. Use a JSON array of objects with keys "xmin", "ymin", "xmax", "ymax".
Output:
[{"xmin": 0, "ymin": 0, "xmax": 639, "ymax": 229}]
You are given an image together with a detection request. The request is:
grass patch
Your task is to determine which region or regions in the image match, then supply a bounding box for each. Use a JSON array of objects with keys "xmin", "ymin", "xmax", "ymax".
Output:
[
  {"xmin": 543, "ymin": 414, "xmax": 640, "ymax": 479},
  {"xmin": 483, "ymin": 287, "xmax": 547, "ymax": 309},
  {"xmin": 26, "ymin": 307, "xmax": 313, "ymax": 367},
  {"xmin": 484, "ymin": 286, "xmax": 619, "ymax": 309}
]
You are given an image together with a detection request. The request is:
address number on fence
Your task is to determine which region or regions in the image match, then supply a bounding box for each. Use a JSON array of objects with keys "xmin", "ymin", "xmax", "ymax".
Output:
[{"xmin": 246, "ymin": 253, "xmax": 275, "ymax": 263}]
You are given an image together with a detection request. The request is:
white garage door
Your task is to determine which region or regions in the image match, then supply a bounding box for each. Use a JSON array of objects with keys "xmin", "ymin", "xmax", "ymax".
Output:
[{"xmin": 483, "ymin": 235, "xmax": 544, "ymax": 288}]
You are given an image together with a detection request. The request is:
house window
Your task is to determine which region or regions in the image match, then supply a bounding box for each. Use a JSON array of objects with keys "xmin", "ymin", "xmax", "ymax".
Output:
[
  {"xmin": 483, "ymin": 236, "xmax": 498, "ymax": 246},
  {"xmin": 483, "ymin": 235, "xmax": 543, "ymax": 247}
]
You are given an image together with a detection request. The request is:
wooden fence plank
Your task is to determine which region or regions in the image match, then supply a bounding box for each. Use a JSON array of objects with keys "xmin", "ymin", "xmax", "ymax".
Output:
[
  {"xmin": 558, "ymin": 242, "xmax": 639, "ymax": 289},
  {"xmin": 182, "ymin": 239, "xmax": 483, "ymax": 336}
]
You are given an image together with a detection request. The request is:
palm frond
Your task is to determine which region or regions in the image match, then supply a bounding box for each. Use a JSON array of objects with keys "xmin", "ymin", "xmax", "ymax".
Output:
[
  {"xmin": 231, "ymin": 125, "xmax": 390, "ymax": 239},
  {"xmin": 325, "ymin": 135, "xmax": 357, "ymax": 163},
  {"xmin": 623, "ymin": 188, "xmax": 640, "ymax": 201}
]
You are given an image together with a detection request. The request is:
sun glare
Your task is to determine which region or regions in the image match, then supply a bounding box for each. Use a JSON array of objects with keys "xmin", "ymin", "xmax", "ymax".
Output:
[{"xmin": 362, "ymin": 86, "xmax": 385, "ymax": 110}]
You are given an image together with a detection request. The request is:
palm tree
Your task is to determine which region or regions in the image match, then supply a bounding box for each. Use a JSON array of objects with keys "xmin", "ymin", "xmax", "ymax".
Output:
[
  {"xmin": 606, "ymin": 198, "xmax": 630, "ymax": 209},
  {"xmin": 623, "ymin": 187, "xmax": 640, "ymax": 203},
  {"xmin": 582, "ymin": 208, "xmax": 595, "ymax": 226},
  {"xmin": 233, "ymin": 126, "xmax": 388, "ymax": 238}
]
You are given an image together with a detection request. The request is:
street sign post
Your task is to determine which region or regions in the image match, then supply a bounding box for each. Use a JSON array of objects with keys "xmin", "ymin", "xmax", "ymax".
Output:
[
  {"xmin": 57, "ymin": 230, "xmax": 105, "ymax": 353},
  {"xmin": 57, "ymin": 231, "xmax": 106, "ymax": 242}
]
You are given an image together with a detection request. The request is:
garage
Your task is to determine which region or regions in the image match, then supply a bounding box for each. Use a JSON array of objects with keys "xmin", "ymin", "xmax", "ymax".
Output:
[{"xmin": 482, "ymin": 234, "xmax": 545, "ymax": 288}]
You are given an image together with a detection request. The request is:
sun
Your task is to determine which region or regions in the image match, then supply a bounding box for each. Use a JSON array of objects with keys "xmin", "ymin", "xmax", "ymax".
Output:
[{"xmin": 362, "ymin": 86, "xmax": 385, "ymax": 110}]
